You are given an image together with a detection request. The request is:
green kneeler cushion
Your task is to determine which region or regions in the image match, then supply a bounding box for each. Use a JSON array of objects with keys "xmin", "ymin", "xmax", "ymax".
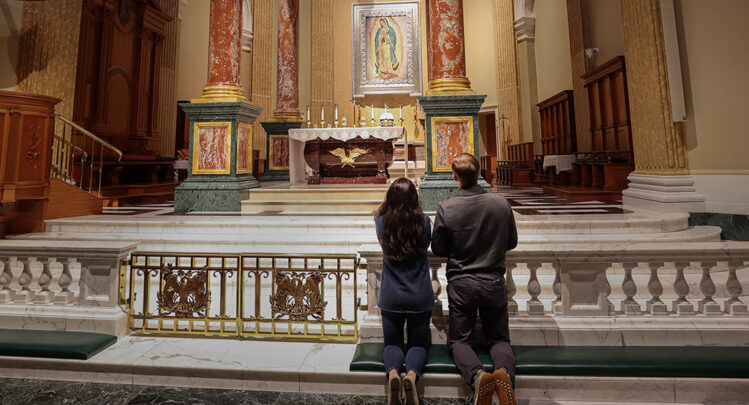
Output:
[
  {"xmin": 350, "ymin": 343, "xmax": 749, "ymax": 378},
  {"xmin": 0, "ymin": 329, "xmax": 117, "ymax": 360}
]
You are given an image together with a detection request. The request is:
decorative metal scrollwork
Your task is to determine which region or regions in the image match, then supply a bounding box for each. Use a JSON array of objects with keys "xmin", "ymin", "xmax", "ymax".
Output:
[
  {"xmin": 270, "ymin": 272, "xmax": 327, "ymax": 321},
  {"xmin": 156, "ymin": 265, "xmax": 211, "ymax": 318}
]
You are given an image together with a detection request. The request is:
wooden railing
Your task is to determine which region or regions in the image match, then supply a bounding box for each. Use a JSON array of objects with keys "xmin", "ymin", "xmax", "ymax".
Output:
[
  {"xmin": 52, "ymin": 114, "xmax": 123, "ymax": 197},
  {"xmin": 497, "ymin": 142, "xmax": 534, "ymax": 186}
]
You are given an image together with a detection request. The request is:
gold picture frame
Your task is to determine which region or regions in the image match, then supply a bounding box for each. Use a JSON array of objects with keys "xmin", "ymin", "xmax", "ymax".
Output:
[
  {"xmin": 192, "ymin": 121, "xmax": 232, "ymax": 175},
  {"xmin": 236, "ymin": 122, "xmax": 253, "ymax": 174},
  {"xmin": 430, "ymin": 116, "xmax": 475, "ymax": 173},
  {"xmin": 268, "ymin": 134, "xmax": 290, "ymax": 171}
]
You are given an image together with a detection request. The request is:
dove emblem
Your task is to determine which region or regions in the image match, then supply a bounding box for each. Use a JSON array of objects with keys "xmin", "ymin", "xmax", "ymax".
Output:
[{"xmin": 329, "ymin": 147, "xmax": 370, "ymax": 168}]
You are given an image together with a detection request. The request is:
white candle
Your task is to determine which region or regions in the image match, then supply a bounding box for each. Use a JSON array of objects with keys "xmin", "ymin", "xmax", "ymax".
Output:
[
  {"xmin": 399, "ymin": 104, "xmax": 403, "ymax": 121},
  {"xmin": 371, "ymin": 105, "xmax": 375, "ymax": 119},
  {"xmin": 335, "ymin": 104, "xmax": 338, "ymax": 120},
  {"xmin": 306, "ymin": 105, "xmax": 310, "ymax": 121},
  {"xmin": 321, "ymin": 106, "xmax": 325, "ymax": 121}
]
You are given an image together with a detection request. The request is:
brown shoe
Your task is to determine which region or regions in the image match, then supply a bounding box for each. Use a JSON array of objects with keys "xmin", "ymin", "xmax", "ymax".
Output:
[
  {"xmin": 471, "ymin": 370, "xmax": 496, "ymax": 405},
  {"xmin": 492, "ymin": 369, "xmax": 517, "ymax": 405},
  {"xmin": 402, "ymin": 371, "xmax": 419, "ymax": 405},
  {"xmin": 387, "ymin": 369, "xmax": 403, "ymax": 405}
]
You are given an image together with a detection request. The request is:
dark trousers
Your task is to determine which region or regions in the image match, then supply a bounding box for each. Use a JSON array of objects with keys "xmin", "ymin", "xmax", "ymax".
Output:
[
  {"xmin": 447, "ymin": 276, "xmax": 515, "ymax": 385},
  {"xmin": 381, "ymin": 309, "xmax": 431, "ymax": 376}
]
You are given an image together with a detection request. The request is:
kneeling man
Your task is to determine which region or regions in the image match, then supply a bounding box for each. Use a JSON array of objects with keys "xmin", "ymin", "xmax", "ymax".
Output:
[{"xmin": 431, "ymin": 153, "xmax": 518, "ymax": 405}]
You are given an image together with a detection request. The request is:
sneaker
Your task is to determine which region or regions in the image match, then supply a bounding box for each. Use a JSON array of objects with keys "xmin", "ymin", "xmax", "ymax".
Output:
[
  {"xmin": 471, "ymin": 370, "xmax": 496, "ymax": 405},
  {"xmin": 387, "ymin": 369, "xmax": 403, "ymax": 405},
  {"xmin": 492, "ymin": 369, "xmax": 517, "ymax": 405},
  {"xmin": 402, "ymin": 371, "xmax": 419, "ymax": 405}
]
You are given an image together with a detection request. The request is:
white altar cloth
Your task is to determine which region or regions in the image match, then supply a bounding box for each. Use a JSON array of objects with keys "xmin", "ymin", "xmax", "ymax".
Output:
[
  {"xmin": 287, "ymin": 127, "xmax": 405, "ymax": 183},
  {"xmin": 543, "ymin": 154, "xmax": 576, "ymax": 174},
  {"xmin": 288, "ymin": 126, "xmax": 405, "ymax": 142}
]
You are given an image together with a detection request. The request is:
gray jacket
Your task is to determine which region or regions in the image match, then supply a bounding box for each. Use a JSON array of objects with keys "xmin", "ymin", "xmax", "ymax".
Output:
[{"xmin": 431, "ymin": 185, "xmax": 518, "ymax": 280}]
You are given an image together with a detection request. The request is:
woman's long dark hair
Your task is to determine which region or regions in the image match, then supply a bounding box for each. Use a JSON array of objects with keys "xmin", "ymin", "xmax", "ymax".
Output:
[{"xmin": 376, "ymin": 178, "xmax": 425, "ymax": 261}]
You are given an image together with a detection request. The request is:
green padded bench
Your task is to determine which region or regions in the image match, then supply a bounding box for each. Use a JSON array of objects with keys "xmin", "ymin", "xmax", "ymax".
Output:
[
  {"xmin": 0, "ymin": 329, "xmax": 117, "ymax": 360},
  {"xmin": 350, "ymin": 343, "xmax": 749, "ymax": 379}
]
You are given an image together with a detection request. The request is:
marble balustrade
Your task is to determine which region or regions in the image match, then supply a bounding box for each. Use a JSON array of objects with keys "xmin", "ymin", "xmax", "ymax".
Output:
[
  {"xmin": 0, "ymin": 240, "xmax": 138, "ymax": 336},
  {"xmin": 358, "ymin": 242, "xmax": 749, "ymax": 346}
]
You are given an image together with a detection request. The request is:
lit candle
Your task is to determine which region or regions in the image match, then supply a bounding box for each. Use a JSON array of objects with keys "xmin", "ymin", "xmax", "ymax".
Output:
[
  {"xmin": 321, "ymin": 106, "xmax": 325, "ymax": 122},
  {"xmin": 335, "ymin": 104, "xmax": 338, "ymax": 120}
]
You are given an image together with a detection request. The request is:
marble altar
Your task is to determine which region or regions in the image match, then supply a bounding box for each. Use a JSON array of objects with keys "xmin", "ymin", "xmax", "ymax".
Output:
[{"xmin": 288, "ymin": 127, "xmax": 404, "ymax": 184}]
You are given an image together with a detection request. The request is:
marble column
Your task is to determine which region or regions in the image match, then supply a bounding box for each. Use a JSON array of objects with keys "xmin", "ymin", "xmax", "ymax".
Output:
[
  {"xmin": 426, "ymin": 0, "xmax": 472, "ymax": 94},
  {"xmin": 175, "ymin": 0, "xmax": 262, "ymax": 213},
  {"xmin": 418, "ymin": 0, "xmax": 486, "ymax": 210},
  {"xmin": 198, "ymin": 0, "xmax": 246, "ymax": 102},
  {"xmin": 620, "ymin": 0, "xmax": 703, "ymax": 212},
  {"xmin": 260, "ymin": 0, "xmax": 302, "ymax": 182},
  {"xmin": 273, "ymin": 0, "xmax": 302, "ymax": 121}
]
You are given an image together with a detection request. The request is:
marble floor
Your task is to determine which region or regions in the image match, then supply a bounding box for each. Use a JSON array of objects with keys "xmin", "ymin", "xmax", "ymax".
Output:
[{"xmin": 0, "ymin": 377, "xmax": 463, "ymax": 405}]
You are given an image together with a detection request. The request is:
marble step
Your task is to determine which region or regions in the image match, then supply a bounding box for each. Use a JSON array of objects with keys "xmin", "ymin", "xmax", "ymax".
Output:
[
  {"xmin": 247, "ymin": 186, "xmax": 387, "ymax": 201},
  {"xmin": 0, "ymin": 336, "xmax": 744, "ymax": 404},
  {"xmin": 40, "ymin": 210, "xmax": 691, "ymax": 235},
  {"xmin": 10, "ymin": 226, "xmax": 721, "ymax": 255},
  {"xmin": 242, "ymin": 199, "xmax": 382, "ymax": 213}
]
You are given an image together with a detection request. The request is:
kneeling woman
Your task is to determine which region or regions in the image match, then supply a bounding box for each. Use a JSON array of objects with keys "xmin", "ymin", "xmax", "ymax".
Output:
[{"xmin": 375, "ymin": 178, "xmax": 434, "ymax": 405}]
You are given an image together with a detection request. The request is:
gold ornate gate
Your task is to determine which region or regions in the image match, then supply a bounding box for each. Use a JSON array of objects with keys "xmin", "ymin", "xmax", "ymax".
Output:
[{"xmin": 121, "ymin": 253, "xmax": 360, "ymax": 341}]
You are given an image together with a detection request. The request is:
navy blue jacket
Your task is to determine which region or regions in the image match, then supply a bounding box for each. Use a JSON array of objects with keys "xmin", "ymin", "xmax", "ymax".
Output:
[{"xmin": 375, "ymin": 214, "xmax": 435, "ymax": 313}]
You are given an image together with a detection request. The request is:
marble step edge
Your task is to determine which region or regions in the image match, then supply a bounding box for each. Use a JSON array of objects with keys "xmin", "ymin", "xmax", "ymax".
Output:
[
  {"xmin": 0, "ymin": 355, "xmax": 746, "ymax": 403},
  {"xmin": 42, "ymin": 215, "xmax": 690, "ymax": 234},
  {"xmin": 9, "ymin": 226, "xmax": 721, "ymax": 245}
]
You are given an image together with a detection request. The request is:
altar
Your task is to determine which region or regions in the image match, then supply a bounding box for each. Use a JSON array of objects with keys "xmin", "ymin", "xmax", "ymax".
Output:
[{"xmin": 288, "ymin": 127, "xmax": 404, "ymax": 184}]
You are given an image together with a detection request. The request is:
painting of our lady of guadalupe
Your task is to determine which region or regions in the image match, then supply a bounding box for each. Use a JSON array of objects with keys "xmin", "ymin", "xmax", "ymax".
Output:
[
  {"xmin": 374, "ymin": 18, "xmax": 400, "ymax": 80},
  {"xmin": 367, "ymin": 16, "xmax": 407, "ymax": 82},
  {"xmin": 352, "ymin": 2, "xmax": 422, "ymax": 97}
]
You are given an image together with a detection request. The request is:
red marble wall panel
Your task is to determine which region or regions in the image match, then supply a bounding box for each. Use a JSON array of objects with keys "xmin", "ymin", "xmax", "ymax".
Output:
[
  {"xmin": 237, "ymin": 124, "xmax": 251, "ymax": 173},
  {"xmin": 427, "ymin": 0, "xmax": 467, "ymax": 80},
  {"xmin": 207, "ymin": 0, "xmax": 243, "ymax": 87},
  {"xmin": 197, "ymin": 126, "xmax": 228, "ymax": 171},
  {"xmin": 433, "ymin": 120, "xmax": 472, "ymax": 170},
  {"xmin": 276, "ymin": 0, "xmax": 299, "ymax": 110},
  {"xmin": 270, "ymin": 136, "xmax": 290, "ymax": 169}
]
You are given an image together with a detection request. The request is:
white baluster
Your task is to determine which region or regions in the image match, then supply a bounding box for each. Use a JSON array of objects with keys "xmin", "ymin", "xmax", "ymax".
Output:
[
  {"xmin": 552, "ymin": 265, "xmax": 562, "ymax": 315},
  {"xmin": 506, "ymin": 264, "xmax": 518, "ymax": 316},
  {"xmin": 55, "ymin": 258, "xmax": 75, "ymax": 304},
  {"xmin": 603, "ymin": 264, "xmax": 615, "ymax": 315},
  {"xmin": 35, "ymin": 257, "xmax": 55, "ymax": 303},
  {"xmin": 526, "ymin": 263, "xmax": 545, "ymax": 315},
  {"xmin": 0, "ymin": 256, "xmax": 13, "ymax": 303},
  {"xmin": 646, "ymin": 262, "xmax": 668, "ymax": 315},
  {"xmin": 724, "ymin": 261, "xmax": 748, "ymax": 316},
  {"xmin": 620, "ymin": 262, "xmax": 641, "ymax": 315},
  {"xmin": 672, "ymin": 261, "xmax": 695, "ymax": 316},
  {"xmin": 698, "ymin": 261, "xmax": 722, "ymax": 316},
  {"xmin": 13, "ymin": 257, "xmax": 35, "ymax": 303}
]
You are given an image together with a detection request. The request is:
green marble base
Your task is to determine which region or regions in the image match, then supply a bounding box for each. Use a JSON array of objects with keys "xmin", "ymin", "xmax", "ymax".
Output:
[
  {"xmin": 689, "ymin": 212, "xmax": 749, "ymax": 241},
  {"xmin": 416, "ymin": 94, "xmax": 487, "ymax": 211},
  {"xmin": 175, "ymin": 176, "xmax": 258, "ymax": 213},
  {"xmin": 259, "ymin": 121, "xmax": 303, "ymax": 182},
  {"xmin": 174, "ymin": 101, "xmax": 262, "ymax": 213},
  {"xmin": 419, "ymin": 173, "xmax": 490, "ymax": 211}
]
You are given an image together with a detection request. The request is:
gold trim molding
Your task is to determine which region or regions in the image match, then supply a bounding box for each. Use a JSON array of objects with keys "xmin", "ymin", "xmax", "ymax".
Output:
[
  {"xmin": 192, "ymin": 84, "xmax": 247, "ymax": 103},
  {"xmin": 427, "ymin": 77, "xmax": 474, "ymax": 96},
  {"xmin": 272, "ymin": 109, "xmax": 304, "ymax": 122},
  {"xmin": 192, "ymin": 121, "xmax": 232, "ymax": 175}
]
